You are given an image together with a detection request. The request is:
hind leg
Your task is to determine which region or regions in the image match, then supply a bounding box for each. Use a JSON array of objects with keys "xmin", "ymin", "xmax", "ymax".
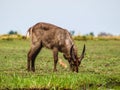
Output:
[
  {"xmin": 27, "ymin": 42, "xmax": 42, "ymax": 72},
  {"xmin": 53, "ymin": 47, "xmax": 58, "ymax": 72},
  {"xmin": 27, "ymin": 50, "xmax": 31, "ymax": 71}
]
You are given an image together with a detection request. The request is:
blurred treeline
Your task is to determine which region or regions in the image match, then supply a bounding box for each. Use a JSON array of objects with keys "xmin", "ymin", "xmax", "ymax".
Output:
[{"xmin": 0, "ymin": 30, "xmax": 120, "ymax": 41}]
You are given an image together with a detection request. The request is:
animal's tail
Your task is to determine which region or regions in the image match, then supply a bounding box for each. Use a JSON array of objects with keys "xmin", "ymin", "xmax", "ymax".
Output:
[{"xmin": 26, "ymin": 27, "xmax": 33, "ymax": 40}]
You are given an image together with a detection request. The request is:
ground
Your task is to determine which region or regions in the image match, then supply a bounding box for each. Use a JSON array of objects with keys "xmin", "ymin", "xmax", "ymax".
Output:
[{"xmin": 0, "ymin": 39, "xmax": 120, "ymax": 89}]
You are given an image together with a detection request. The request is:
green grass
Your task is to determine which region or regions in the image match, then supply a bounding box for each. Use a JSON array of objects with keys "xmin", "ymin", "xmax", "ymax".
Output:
[{"xmin": 0, "ymin": 39, "xmax": 120, "ymax": 89}]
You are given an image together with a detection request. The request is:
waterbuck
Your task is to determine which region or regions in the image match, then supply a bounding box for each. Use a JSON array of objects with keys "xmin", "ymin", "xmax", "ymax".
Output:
[{"xmin": 27, "ymin": 22, "xmax": 85, "ymax": 72}]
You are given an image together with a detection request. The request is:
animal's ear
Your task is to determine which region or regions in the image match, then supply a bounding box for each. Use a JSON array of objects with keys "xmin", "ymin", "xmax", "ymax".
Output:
[
  {"xmin": 79, "ymin": 44, "xmax": 86, "ymax": 62},
  {"xmin": 70, "ymin": 45, "xmax": 76, "ymax": 61}
]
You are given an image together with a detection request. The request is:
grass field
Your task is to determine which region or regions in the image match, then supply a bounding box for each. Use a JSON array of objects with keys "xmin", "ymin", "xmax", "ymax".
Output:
[{"xmin": 0, "ymin": 39, "xmax": 120, "ymax": 89}]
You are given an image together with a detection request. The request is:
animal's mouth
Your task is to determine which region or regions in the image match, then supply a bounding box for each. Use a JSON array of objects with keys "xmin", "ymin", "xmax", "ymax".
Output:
[{"xmin": 71, "ymin": 65, "xmax": 78, "ymax": 72}]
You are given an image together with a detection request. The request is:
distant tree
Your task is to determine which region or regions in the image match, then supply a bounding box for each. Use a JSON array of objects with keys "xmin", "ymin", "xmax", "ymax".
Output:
[
  {"xmin": 70, "ymin": 30, "xmax": 75, "ymax": 36},
  {"xmin": 85, "ymin": 32, "xmax": 94, "ymax": 37},
  {"xmin": 8, "ymin": 30, "xmax": 18, "ymax": 35},
  {"xmin": 98, "ymin": 32, "xmax": 113, "ymax": 37},
  {"xmin": 89, "ymin": 32, "xmax": 94, "ymax": 36}
]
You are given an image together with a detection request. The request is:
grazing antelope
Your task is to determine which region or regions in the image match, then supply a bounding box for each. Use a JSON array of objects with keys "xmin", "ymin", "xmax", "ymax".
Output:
[{"xmin": 27, "ymin": 22, "xmax": 85, "ymax": 72}]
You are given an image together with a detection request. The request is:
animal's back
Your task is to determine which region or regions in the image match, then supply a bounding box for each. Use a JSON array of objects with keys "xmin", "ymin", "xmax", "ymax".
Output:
[{"xmin": 30, "ymin": 22, "xmax": 73, "ymax": 51}]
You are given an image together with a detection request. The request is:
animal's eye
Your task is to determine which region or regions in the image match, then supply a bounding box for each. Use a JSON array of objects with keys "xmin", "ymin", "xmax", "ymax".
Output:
[{"xmin": 78, "ymin": 61, "xmax": 81, "ymax": 65}]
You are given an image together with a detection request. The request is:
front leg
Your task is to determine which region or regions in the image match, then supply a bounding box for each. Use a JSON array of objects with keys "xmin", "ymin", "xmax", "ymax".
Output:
[{"xmin": 53, "ymin": 47, "xmax": 58, "ymax": 72}]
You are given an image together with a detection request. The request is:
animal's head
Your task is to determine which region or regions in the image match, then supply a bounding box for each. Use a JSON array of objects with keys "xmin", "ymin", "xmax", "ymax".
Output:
[
  {"xmin": 64, "ymin": 44, "xmax": 85, "ymax": 72},
  {"xmin": 70, "ymin": 44, "xmax": 85, "ymax": 72}
]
